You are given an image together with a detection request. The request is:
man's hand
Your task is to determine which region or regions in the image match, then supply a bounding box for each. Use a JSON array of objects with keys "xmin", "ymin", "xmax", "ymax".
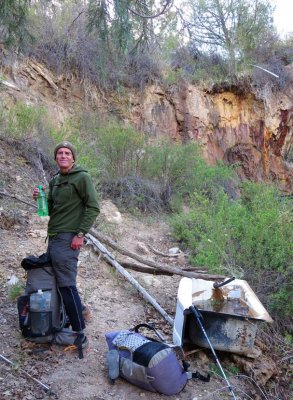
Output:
[
  {"xmin": 33, "ymin": 187, "xmax": 39, "ymax": 200},
  {"xmin": 33, "ymin": 186, "xmax": 46, "ymax": 200},
  {"xmin": 71, "ymin": 235, "xmax": 84, "ymax": 250}
]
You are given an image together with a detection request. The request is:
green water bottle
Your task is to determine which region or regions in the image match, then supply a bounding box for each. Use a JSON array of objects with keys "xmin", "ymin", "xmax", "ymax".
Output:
[{"xmin": 37, "ymin": 185, "xmax": 48, "ymax": 217}]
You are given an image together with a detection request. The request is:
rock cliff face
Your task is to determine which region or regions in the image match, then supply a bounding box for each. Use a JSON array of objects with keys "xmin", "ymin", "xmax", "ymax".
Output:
[
  {"xmin": 135, "ymin": 83, "xmax": 293, "ymax": 192},
  {"xmin": 1, "ymin": 55, "xmax": 292, "ymax": 191}
]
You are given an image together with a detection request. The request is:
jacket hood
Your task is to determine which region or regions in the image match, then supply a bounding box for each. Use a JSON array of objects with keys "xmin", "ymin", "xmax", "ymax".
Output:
[
  {"xmin": 56, "ymin": 164, "xmax": 87, "ymax": 176},
  {"xmin": 68, "ymin": 164, "xmax": 87, "ymax": 174}
]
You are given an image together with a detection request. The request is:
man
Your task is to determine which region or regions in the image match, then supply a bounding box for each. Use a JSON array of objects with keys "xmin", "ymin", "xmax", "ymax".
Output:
[{"xmin": 33, "ymin": 141, "xmax": 99, "ymax": 354}]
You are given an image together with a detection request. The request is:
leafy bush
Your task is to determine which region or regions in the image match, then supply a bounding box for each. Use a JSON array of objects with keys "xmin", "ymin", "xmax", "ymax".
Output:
[
  {"xmin": 141, "ymin": 141, "xmax": 236, "ymax": 209},
  {"xmin": 170, "ymin": 181, "xmax": 293, "ymax": 322},
  {"xmin": 0, "ymin": 102, "xmax": 46, "ymax": 139},
  {"xmin": 8, "ymin": 282, "xmax": 25, "ymax": 300},
  {"xmin": 94, "ymin": 121, "xmax": 145, "ymax": 179},
  {"xmin": 102, "ymin": 176, "xmax": 166, "ymax": 213},
  {"xmin": 51, "ymin": 113, "xmax": 236, "ymax": 213}
]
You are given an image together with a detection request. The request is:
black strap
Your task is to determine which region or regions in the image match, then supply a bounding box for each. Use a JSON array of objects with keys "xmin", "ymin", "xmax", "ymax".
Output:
[
  {"xmin": 183, "ymin": 360, "xmax": 210, "ymax": 382},
  {"xmin": 74, "ymin": 334, "xmax": 84, "ymax": 359},
  {"xmin": 56, "ymin": 286, "xmax": 67, "ymax": 331},
  {"xmin": 133, "ymin": 323, "xmax": 165, "ymax": 342},
  {"xmin": 192, "ymin": 371, "xmax": 211, "ymax": 382},
  {"xmin": 21, "ymin": 253, "xmax": 51, "ymax": 270}
]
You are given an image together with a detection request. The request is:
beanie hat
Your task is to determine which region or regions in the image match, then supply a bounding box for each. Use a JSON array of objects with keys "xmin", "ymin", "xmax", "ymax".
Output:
[{"xmin": 54, "ymin": 141, "xmax": 76, "ymax": 160}]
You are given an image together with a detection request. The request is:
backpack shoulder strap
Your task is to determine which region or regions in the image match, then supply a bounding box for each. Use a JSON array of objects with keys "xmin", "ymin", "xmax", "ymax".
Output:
[
  {"xmin": 183, "ymin": 361, "xmax": 210, "ymax": 382},
  {"xmin": 133, "ymin": 323, "xmax": 165, "ymax": 342}
]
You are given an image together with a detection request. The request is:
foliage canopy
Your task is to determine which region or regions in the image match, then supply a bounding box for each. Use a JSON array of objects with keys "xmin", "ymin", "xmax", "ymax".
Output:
[{"xmin": 185, "ymin": 0, "xmax": 275, "ymax": 75}]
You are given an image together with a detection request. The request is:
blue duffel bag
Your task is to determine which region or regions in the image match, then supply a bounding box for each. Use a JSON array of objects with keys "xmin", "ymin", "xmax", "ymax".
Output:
[{"xmin": 105, "ymin": 323, "xmax": 209, "ymax": 395}]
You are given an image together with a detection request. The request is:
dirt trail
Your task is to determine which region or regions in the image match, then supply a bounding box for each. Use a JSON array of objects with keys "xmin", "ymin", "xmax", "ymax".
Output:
[
  {"xmin": 0, "ymin": 137, "xmax": 279, "ymax": 399},
  {"xmin": 0, "ymin": 203, "xmax": 246, "ymax": 400}
]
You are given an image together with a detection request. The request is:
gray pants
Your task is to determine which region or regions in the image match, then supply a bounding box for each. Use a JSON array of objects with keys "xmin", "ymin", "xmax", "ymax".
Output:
[
  {"xmin": 47, "ymin": 232, "xmax": 85, "ymax": 332},
  {"xmin": 48, "ymin": 232, "xmax": 80, "ymax": 287}
]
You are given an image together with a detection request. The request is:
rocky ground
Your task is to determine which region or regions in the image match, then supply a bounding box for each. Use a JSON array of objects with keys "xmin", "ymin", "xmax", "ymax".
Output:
[{"xmin": 0, "ymin": 139, "xmax": 291, "ymax": 400}]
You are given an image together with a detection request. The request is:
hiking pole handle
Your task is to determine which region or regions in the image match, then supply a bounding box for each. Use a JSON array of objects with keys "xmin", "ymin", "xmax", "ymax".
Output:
[{"xmin": 213, "ymin": 277, "xmax": 235, "ymax": 288}]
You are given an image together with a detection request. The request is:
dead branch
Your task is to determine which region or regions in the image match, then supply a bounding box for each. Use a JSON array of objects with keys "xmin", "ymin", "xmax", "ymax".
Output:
[
  {"xmin": 118, "ymin": 259, "xmax": 173, "ymax": 276},
  {"xmin": 0, "ymin": 191, "xmax": 37, "ymax": 208},
  {"xmin": 86, "ymin": 233, "xmax": 174, "ymax": 326},
  {"xmin": 148, "ymin": 244, "xmax": 179, "ymax": 257},
  {"xmin": 89, "ymin": 228, "xmax": 225, "ymax": 281}
]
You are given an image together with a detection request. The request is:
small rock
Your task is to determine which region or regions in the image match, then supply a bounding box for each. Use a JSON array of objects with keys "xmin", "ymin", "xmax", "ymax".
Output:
[
  {"xmin": 7, "ymin": 275, "xmax": 19, "ymax": 285},
  {"xmin": 168, "ymin": 247, "xmax": 180, "ymax": 254},
  {"xmin": 136, "ymin": 242, "xmax": 149, "ymax": 255},
  {"xmin": 140, "ymin": 275, "xmax": 161, "ymax": 287},
  {"xmin": 100, "ymin": 200, "xmax": 122, "ymax": 224}
]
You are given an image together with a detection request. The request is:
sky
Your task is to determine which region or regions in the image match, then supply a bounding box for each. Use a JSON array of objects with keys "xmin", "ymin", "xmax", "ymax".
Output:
[
  {"xmin": 273, "ymin": 0, "xmax": 293, "ymax": 37},
  {"xmin": 173, "ymin": 0, "xmax": 293, "ymax": 38}
]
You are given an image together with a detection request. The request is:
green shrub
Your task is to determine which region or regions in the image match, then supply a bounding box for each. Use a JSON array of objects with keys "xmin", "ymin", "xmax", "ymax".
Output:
[
  {"xmin": 49, "ymin": 112, "xmax": 102, "ymax": 185},
  {"xmin": 170, "ymin": 181, "xmax": 293, "ymax": 320},
  {"xmin": 94, "ymin": 121, "xmax": 145, "ymax": 179},
  {"xmin": 141, "ymin": 141, "xmax": 235, "ymax": 210},
  {"xmin": 0, "ymin": 102, "xmax": 46, "ymax": 139},
  {"xmin": 8, "ymin": 282, "xmax": 25, "ymax": 300}
]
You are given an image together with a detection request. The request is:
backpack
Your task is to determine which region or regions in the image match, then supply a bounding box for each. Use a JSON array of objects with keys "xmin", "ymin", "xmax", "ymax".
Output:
[
  {"xmin": 105, "ymin": 323, "xmax": 209, "ymax": 396},
  {"xmin": 17, "ymin": 253, "xmax": 64, "ymax": 343},
  {"xmin": 17, "ymin": 253, "xmax": 87, "ymax": 358},
  {"xmin": 17, "ymin": 254, "xmax": 71, "ymax": 342}
]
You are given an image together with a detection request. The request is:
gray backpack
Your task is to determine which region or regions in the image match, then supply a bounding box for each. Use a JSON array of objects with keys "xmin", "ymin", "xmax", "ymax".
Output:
[
  {"xmin": 19, "ymin": 253, "xmax": 85, "ymax": 340},
  {"xmin": 17, "ymin": 253, "xmax": 65, "ymax": 343},
  {"xmin": 17, "ymin": 254, "xmax": 87, "ymax": 359}
]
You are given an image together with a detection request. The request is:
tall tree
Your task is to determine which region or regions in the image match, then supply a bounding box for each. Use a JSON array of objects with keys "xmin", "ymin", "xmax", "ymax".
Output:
[
  {"xmin": 87, "ymin": 0, "xmax": 174, "ymax": 54},
  {"xmin": 185, "ymin": 0, "xmax": 274, "ymax": 75},
  {"xmin": 0, "ymin": 0, "xmax": 32, "ymax": 48}
]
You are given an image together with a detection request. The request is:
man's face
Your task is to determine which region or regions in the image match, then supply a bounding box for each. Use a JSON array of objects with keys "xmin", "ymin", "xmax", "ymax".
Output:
[{"xmin": 55, "ymin": 147, "xmax": 74, "ymax": 172}]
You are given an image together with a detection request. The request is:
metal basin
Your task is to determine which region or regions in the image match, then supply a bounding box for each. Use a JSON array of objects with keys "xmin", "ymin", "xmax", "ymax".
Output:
[{"xmin": 173, "ymin": 278, "xmax": 273, "ymax": 357}]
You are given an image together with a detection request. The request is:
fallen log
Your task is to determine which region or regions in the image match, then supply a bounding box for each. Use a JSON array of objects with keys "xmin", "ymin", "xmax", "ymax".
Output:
[
  {"xmin": 89, "ymin": 228, "xmax": 225, "ymax": 281},
  {"xmin": 148, "ymin": 244, "xmax": 179, "ymax": 258},
  {"xmin": 86, "ymin": 233, "xmax": 174, "ymax": 326},
  {"xmin": 118, "ymin": 259, "xmax": 173, "ymax": 276}
]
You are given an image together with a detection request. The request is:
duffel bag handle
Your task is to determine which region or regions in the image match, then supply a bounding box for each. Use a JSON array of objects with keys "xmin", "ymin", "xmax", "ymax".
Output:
[{"xmin": 133, "ymin": 323, "xmax": 165, "ymax": 342}]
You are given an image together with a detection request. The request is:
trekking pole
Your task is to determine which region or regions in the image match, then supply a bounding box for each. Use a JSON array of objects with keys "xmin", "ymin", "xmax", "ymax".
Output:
[
  {"xmin": 0, "ymin": 354, "xmax": 57, "ymax": 397},
  {"xmin": 189, "ymin": 306, "xmax": 237, "ymax": 400}
]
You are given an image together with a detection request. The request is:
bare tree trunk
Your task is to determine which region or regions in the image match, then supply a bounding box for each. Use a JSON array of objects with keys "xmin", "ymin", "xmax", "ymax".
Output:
[
  {"xmin": 86, "ymin": 233, "xmax": 174, "ymax": 326},
  {"xmin": 89, "ymin": 228, "xmax": 225, "ymax": 281}
]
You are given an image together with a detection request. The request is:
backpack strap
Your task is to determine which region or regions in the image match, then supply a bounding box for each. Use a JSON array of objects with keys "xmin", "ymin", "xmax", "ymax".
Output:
[
  {"xmin": 133, "ymin": 323, "xmax": 165, "ymax": 341},
  {"xmin": 191, "ymin": 371, "xmax": 210, "ymax": 382},
  {"xmin": 73, "ymin": 334, "xmax": 84, "ymax": 359},
  {"xmin": 183, "ymin": 361, "xmax": 210, "ymax": 382},
  {"xmin": 55, "ymin": 286, "xmax": 67, "ymax": 332}
]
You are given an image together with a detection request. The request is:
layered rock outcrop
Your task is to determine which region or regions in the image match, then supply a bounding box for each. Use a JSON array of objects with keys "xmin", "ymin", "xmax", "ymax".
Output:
[
  {"xmin": 1, "ymin": 54, "xmax": 292, "ymax": 191},
  {"xmin": 135, "ymin": 83, "xmax": 292, "ymax": 192}
]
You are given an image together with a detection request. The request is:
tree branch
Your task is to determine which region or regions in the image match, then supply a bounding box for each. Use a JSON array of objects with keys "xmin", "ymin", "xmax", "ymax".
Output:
[
  {"xmin": 89, "ymin": 228, "xmax": 225, "ymax": 281},
  {"xmin": 128, "ymin": 0, "xmax": 173, "ymax": 19},
  {"xmin": 0, "ymin": 191, "xmax": 36, "ymax": 208}
]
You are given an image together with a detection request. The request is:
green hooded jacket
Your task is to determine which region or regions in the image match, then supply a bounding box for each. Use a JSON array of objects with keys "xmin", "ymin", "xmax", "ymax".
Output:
[{"xmin": 47, "ymin": 165, "xmax": 100, "ymax": 235}]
